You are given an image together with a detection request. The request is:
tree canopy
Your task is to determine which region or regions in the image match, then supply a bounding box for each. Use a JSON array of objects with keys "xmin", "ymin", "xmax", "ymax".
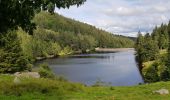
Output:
[
  {"xmin": 135, "ymin": 21, "xmax": 170, "ymax": 82},
  {"xmin": 0, "ymin": 0, "xmax": 86, "ymax": 34}
]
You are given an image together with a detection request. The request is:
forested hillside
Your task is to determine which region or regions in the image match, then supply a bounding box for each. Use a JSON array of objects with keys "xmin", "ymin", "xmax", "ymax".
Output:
[
  {"xmin": 135, "ymin": 22, "xmax": 170, "ymax": 83},
  {"xmin": 18, "ymin": 12, "xmax": 134, "ymax": 61}
]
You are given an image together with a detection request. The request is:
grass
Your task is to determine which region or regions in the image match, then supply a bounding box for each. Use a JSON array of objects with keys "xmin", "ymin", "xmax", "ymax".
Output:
[{"xmin": 0, "ymin": 74, "xmax": 170, "ymax": 100}]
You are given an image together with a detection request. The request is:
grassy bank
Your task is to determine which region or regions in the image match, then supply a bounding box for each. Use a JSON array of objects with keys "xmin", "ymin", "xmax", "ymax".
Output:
[{"xmin": 0, "ymin": 74, "xmax": 170, "ymax": 100}]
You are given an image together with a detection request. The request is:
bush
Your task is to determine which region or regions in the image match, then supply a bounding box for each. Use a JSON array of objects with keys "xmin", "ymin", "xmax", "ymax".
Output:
[
  {"xmin": 160, "ymin": 67, "xmax": 170, "ymax": 81},
  {"xmin": 38, "ymin": 64, "xmax": 54, "ymax": 78},
  {"xmin": 144, "ymin": 65, "xmax": 159, "ymax": 83}
]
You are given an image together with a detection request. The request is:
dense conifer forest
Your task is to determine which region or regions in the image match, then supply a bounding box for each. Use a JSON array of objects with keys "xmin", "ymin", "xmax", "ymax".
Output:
[{"xmin": 135, "ymin": 22, "xmax": 170, "ymax": 83}]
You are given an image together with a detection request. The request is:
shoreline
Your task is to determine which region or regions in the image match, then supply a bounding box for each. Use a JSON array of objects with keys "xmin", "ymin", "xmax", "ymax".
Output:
[
  {"xmin": 95, "ymin": 48, "xmax": 134, "ymax": 53},
  {"xmin": 35, "ymin": 48, "xmax": 135, "ymax": 61}
]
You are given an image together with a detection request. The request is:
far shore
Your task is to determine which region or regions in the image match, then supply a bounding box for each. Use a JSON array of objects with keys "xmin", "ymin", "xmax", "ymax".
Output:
[
  {"xmin": 36, "ymin": 48, "xmax": 134, "ymax": 60},
  {"xmin": 95, "ymin": 48, "xmax": 134, "ymax": 53}
]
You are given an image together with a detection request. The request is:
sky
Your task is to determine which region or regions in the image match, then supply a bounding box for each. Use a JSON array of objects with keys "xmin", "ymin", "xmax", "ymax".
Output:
[{"xmin": 55, "ymin": 0, "xmax": 170, "ymax": 37}]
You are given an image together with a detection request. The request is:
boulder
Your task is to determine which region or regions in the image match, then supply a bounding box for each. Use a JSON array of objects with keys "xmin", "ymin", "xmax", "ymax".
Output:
[
  {"xmin": 153, "ymin": 89, "xmax": 169, "ymax": 95},
  {"xmin": 14, "ymin": 72, "xmax": 40, "ymax": 78}
]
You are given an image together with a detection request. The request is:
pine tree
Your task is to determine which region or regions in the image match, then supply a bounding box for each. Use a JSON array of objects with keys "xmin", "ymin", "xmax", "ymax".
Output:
[
  {"xmin": 167, "ymin": 21, "xmax": 170, "ymax": 68},
  {"xmin": 0, "ymin": 31, "xmax": 29, "ymax": 73}
]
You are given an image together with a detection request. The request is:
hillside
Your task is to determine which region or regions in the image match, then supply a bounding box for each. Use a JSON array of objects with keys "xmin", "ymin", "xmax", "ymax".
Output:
[
  {"xmin": 33, "ymin": 12, "xmax": 134, "ymax": 49},
  {"xmin": 0, "ymin": 74, "xmax": 169, "ymax": 100},
  {"xmin": 16, "ymin": 12, "xmax": 134, "ymax": 60}
]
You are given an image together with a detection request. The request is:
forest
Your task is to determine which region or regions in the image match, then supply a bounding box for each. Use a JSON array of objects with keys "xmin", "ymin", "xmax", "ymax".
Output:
[
  {"xmin": 0, "ymin": 11, "xmax": 134, "ymax": 73},
  {"xmin": 25, "ymin": 12, "xmax": 134, "ymax": 65},
  {"xmin": 135, "ymin": 22, "xmax": 170, "ymax": 83}
]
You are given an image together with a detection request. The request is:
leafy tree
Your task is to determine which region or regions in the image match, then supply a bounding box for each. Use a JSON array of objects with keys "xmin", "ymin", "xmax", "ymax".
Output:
[
  {"xmin": 77, "ymin": 34, "xmax": 97, "ymax": 53},
  {"xmin": 0, "ymin": 0, "xmax": 86, "ymax": 34}
]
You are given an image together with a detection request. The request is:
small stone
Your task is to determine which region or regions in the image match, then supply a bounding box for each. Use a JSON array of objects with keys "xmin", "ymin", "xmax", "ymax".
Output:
[{"xmin": 153, "ymin": 89, "xmax": 169, "ymax": 95}]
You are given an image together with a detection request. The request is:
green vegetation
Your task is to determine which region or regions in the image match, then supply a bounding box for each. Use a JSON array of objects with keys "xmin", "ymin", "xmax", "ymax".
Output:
[
  {"xmin": 34, "ymin": 12, "xmax": 134, "ymax": 49},
  {"xmin": 18, "ymin": 12, "xmax": 134, "ymax": 61},
  {"xmin": 0, "ymin": 0, "xmax": 86, "ymax": 73},
  {"xmin": 38, "ymin": 64, "xmax": 55, "ymax": 78},
  {"xmin": 0, "ymin": 11, "xmax": 134, "ymax": 73},
  {"xmin": 0, "ymin": 0, "xmax": 86, "ymax": 34},
  {"xmin": 0, "ymin": 31, "xmax": 30, "ymax": 73},
  {"xmin": 0, "ymin": 74, "xmax": 169, "ymax": 100},
  {"xmin": 1, "ymin": 1, "xmax": 162, "ymax": 99},
  {"xmin": 135, "ymin": 22, "xmax": 170, "ymax": 83}
]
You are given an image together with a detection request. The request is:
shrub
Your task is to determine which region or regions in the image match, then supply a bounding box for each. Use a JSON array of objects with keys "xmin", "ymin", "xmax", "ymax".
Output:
[
  {"xmin": 160, "ymin": 67, "xmax": 170, "ymax": 81},
  {"xmin": 38, "ymin": 64, "xmax": 54, "ymax": 78},
  {"xmin": 144, "ymin": 65, "xmax": 159, "ymax": 83}
]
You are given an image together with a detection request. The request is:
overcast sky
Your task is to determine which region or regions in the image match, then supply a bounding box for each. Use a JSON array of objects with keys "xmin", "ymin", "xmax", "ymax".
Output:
[{"xmin": 55, "ymin": 0, "xmax": 170, "ymax": 37}]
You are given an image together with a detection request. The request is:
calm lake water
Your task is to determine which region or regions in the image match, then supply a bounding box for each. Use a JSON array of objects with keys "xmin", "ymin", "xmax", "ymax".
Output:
[{"xmin": 36, "ymin": 50, "xmax": 144, "ymax": 86}]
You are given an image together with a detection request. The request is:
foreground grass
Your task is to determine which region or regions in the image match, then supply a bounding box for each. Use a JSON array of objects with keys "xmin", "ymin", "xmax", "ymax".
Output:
[{"xmin": 0, "ymin": 75, "xmax": 170, "ymax": 100}]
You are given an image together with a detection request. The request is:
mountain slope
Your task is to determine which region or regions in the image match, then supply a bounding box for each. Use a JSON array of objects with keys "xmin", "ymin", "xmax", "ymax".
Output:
[
  {"xmin": 18, "ymin": 12, "xmax": 134, "ymax": 60},
  {"xmin": 33, "ymin": 12, "xmax": 134, "ymax": 48}
]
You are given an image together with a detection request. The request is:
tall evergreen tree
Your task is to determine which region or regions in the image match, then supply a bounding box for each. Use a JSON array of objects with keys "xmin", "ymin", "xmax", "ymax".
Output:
[
  {"xmin": 167, "ymin": 21, "xmax": 170, "ymax": 68},
  {"xmin": 0, "ymin": 31, "xmax": 29, "ymax": 73}
]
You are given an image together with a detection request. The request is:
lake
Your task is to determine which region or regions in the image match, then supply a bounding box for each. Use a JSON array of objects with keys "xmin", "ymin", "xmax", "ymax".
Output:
[{"xmin": 36, "ymin": 49, "xmax": 144, "ymax": 86}]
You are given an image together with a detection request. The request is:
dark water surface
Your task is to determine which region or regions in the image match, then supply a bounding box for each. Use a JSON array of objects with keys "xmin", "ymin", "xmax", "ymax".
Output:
[{"xmin": 36, "ymin": 50, "xmax": 144, "ymax": 86}]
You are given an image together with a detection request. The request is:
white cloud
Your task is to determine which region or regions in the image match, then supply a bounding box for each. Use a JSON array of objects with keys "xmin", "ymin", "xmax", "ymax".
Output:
[{"xmin": 55, "ymin": 0, "xmax": 170, "ymax": 37}]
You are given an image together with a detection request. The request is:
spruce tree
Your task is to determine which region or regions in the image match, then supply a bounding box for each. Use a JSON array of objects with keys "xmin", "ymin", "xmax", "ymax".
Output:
[
  {"xmin": 167, "ymin": 21, "xmax": 170, "ymax": 68},
  {"xmin": 0, "ymin": 31, "xmax": 29, "ymax": 73}
]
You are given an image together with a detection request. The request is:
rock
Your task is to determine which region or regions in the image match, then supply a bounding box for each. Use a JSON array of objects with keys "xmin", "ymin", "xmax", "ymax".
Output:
[
  {"xmin": 14, "ymin": 72, "xmax": 40, "ymax": 78},
  {"xmin": 153, "ymin": 89, "xmax": 169, "ymax": 95}
]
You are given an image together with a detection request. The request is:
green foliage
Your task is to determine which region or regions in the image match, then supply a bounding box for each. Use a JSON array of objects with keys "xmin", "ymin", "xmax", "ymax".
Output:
[
  {"xmin": 0, "ymin": 31, "xmax": 29, "ymax": 73},
  {"xmin": 77, "ymin": 34, "xmax": 97, "ymax": 52},
  {"xmin": 0, "ymin": 0, "xmax": 86, "ymax": 34},
  {"xmin": 136, "ymin": 22, "xmax": 170, "ymax": 82},
  {"xmin": 34, "ymin": 12, "xmax": 134, "ymax": 49},
  {"xmin": 59, "ymin": 46, "xmax": 73, "ymax": 56},
  {"xmin": 167, "ymin": 21, "xmax": 170, "ymax": 70},
  {"xmin": 1, "ymin": 75, "xmax": 170, "ymax": 100},
  {"xmin": 15, "ymin": 12, "xmax": 133, "ymax": 60},
  {"xmin": 160, "ymin": 67, "xmax": 170, "ymax": 81},
  {"xmin": 152, "ymin": 24, "xmax": 169, "ymax": 49},
  {"xmin": 38, "ymin": 64, "xmax": 54, "ymax": 78},
  {"xmin": 144, "ymin": 65, "xmax": 159, "ymax": 83},
  {"xmin": 135, "ymin": 32, "xmax": 159, "ymax": 63},
  {"xmin": 17, "ymin": 29, "xmax": 34, "ymax": 62}
]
